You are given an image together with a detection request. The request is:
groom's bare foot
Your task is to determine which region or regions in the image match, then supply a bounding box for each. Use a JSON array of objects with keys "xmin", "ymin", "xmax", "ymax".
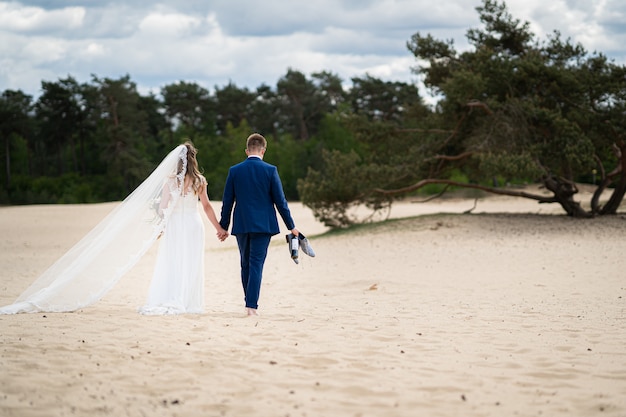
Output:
[{"xmin": 246, "ymin": 308, "xmax": 259, "ymax": 316}]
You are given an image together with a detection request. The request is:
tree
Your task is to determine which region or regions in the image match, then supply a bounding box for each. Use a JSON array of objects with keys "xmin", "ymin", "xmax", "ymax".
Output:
[
  {"xmin": 214, "ymin": 82, "xmax": 256, "ymax": 135},
  {"xmin": 298, "ymin": 148, "xmax": 394, "ymax": 227},
  {"xmin": 276, "ymin": 69, "xmax": 344, "ymax": 140},
  {"xmin": 161, "ymin": 81, "xmax": 215, "ymax": 140},
  {"xmin": 246, "ymin": 83, "xmax": 280, "ymax": 137},
  {"xmin": 138, "ymin": 92, "xmax": 171, "ymax": 161},
  {"xmin": 89, "ymin": 75, "xmax": 154, "ymax": 196},
  {"xmin": 0, "ymin": 90, "xmax": 33, "ymax": 192},
  {"xmin": 35, "ymin": 77, "xmax": 85, "ymax": 176},
  {"xmin": 349, "ymin": 75, "xmax": 420, "ymax": 123},
  {"xmin": 299, "ymin": 76, "xmax": 426, "ymax": 226},
  {"xmin": 398, "ymin": 0, "xmax": 626, "ymax": 217},
  {"xmin": 300, "ymin": 0, "xmax": 626, "ymax": 227}
]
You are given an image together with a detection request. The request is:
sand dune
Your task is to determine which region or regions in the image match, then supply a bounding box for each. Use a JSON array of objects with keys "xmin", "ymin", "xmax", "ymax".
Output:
[{"xmin": 1, "ymin": 194, "xmax": 625, "ymax": 417}]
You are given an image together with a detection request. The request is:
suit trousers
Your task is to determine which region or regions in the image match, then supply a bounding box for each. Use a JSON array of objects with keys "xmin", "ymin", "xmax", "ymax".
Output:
[{"xmin": 235, "ymin": 233, "xmax": 272, "ymax": 309}]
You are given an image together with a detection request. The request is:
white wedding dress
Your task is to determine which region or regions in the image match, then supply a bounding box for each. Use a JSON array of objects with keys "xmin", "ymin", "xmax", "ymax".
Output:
[
  {"xmin": 139, "ymin": 181, "xmax": 205, "ymax": 315},
  {"xmin": 0, "ymin": 145, "xmax": 205, "ymax": 315}
]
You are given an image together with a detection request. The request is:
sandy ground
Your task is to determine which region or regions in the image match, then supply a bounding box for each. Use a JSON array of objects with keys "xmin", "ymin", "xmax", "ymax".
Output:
[{"xmin": 0, "ymin": 190, "xmax": 625, "ymax": 417}]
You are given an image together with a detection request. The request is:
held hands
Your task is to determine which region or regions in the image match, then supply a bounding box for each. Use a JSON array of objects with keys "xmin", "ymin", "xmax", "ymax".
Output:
[{"xmin": 216, "ymin": 227, "xmax": 229, "ymax": 242}]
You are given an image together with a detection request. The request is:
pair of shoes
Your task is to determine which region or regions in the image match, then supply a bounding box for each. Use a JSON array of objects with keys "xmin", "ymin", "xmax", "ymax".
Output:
[{"xmin": 285, "ymin": 232, "xmax": 316, "ymax": 264}]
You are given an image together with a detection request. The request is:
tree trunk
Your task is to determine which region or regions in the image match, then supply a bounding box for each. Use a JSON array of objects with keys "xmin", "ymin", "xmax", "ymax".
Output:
[
  {"xmin": 592, "ymin": 141, "xmax": 626, "ymax": 215},
  {"xmin": 591, "ymin": 177, "xmax": 611, "ymax": 214},
  {"xmin": 542, "ymin": 175, "xmax": 592, "ymax": 218},
  {"xmin": 598, "ymin": 172, "xmax": 626, "ymax": 214},
  {"xmin": 70, "ymin": 135, "xmax": 78, "ymax": 173},
  {"xmin": 79, "ymin": 131, "xmax": 86, "ymax": 176},
  {"xmin": 4, "ymin": 135, "xmax": 10, "ymax": 191}
]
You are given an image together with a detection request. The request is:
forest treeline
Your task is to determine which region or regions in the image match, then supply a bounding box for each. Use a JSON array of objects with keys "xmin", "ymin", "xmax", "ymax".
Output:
[{"xmin": 1, "ymin": 0, "xmax": 625, "ymax": 226}]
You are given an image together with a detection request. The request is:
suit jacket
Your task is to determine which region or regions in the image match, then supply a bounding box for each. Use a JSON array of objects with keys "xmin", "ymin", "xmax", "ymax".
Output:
[{"xmin": 219, "ymin": 157, "xmax": 295, "ymax": 236}]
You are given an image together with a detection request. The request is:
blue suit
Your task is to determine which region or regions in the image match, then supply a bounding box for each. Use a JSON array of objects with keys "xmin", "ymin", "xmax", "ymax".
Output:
[{"xmin": 219, "ymin": 156, "xmax": 295, "ymax": 309}]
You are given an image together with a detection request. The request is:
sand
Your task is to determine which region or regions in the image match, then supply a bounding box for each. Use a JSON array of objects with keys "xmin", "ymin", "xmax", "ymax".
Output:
[{"xmin": 0, "ymin": 192, "xmax": 625, "ymax": 417}]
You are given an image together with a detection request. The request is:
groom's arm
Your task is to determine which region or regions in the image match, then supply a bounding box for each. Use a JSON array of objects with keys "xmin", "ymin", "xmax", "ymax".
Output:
[{"xmin": 269, "ymin": 166, "xmax": 295, "ymax": 231}]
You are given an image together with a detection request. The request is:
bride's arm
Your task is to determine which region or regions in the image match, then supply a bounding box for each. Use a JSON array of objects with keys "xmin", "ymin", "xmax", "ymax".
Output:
[
  {"xmin": 158, "ymin": 180, "xmax": 174, "ymax": 217},
  {"xmin": 159, "ymin": 178, "xmax": 178, "ymax": 217},
  {"xmin": 199, "ymin": 182, "xmax": 228, "ymax": 240}
]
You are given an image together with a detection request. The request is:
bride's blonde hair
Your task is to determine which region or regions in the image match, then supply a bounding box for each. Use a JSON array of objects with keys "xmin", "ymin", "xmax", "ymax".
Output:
[{"xmin": 179, "ymin": 141, "xmax": 205, "ymax": 194}]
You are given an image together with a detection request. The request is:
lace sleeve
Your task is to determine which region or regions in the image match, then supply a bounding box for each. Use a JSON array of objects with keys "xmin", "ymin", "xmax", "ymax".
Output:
[{"xmin": 158, "ymin": 177, "xmax": 179, "ymax": 216}]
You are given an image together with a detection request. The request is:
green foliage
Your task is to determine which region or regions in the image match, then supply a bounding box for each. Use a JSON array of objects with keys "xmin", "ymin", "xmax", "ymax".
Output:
[
  {"xmin": 466, "ymin": 0, "xmax": 533, "ymax": 55},
  {"xmin": 403, "ymin": 0, "xmax": 626, "ymax": 216},
  {"xmin": 296, "ymin": 0, "xmax": 625, "ymax": 223},
  {"xmin": 1, "ymin": 66, "xmax": 428, "ymax": 208},
  {"xmin": 8, "ymin": 173, "xmax": 100, "ymax": 204},
  {"xmin": 276, "ymin": 69, "xmax": 339, "ymax": 140},
  {"xmin": 162, "ymin": 81, "xmax": 214, "ymax": 136},
  {"xmin": 298, "ymin": 149, "xmax": 392, "ymax": 228},
  {"xmin": 265, "ymin": 134, "xmax": 307, "ymax": 199},
  {"xmin": 214, "ymin": 82, "xmax": 256, "ymax": 134},
  {"xmin": 477, "ymin": 151, "xmax": 542, "ymax": 182},
  {"xmin": 197, "ymin": 121, "xmax": 255, "ymax": 199},
  {"xmin": 1, "ymin": 2, "xmax": 625, "ymax": 221},
  {"xmin": 302, "ymin": 113, "xmax": 362, "ymax": 173}
]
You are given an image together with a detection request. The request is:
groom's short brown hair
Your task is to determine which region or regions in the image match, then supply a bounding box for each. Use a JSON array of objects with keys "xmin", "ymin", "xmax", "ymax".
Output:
[{"xmin": 246, "ymin": 133, "xmax": 267, "ymax": 152}]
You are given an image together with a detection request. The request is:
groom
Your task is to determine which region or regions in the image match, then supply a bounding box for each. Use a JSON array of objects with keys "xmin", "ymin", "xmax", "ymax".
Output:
[{"xmin": 219, "ymin": 133, "xmax": 299, "ymax": 316}]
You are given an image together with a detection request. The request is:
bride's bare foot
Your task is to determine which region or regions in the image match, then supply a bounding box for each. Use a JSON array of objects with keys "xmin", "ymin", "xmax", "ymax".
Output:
[{"xmin": 246, "ymin": 308, "xmax": 259, "ymax": 316}]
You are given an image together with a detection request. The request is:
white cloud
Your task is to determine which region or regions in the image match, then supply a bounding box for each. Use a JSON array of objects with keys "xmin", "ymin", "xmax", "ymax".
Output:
[
  {"xmin": 0, "ymin": 2, "xmax": 84, "ymax": 32},
  {"xmin": 0, "ymin": 0, "xmax": 624, "ymax": 99},
  {"xmin": 138, "ymin": 9, "xmax": 202, "ymax": 38},
  {"xmin": 84, "ymin": 42, "xmax": 105, "ymax": 57},
  {"xmin": 22, "ymin": 37, "xmax": 67, "ymax": 64}
]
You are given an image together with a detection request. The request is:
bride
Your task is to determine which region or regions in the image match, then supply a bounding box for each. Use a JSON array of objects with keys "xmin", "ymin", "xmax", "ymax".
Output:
[
  {"xmin": 0, "ymin": 142, "xmax": 228, "ymax": 315},
  {"xmin": 140, "ymin": 142, "xmax": 228, "ymax": 314}
]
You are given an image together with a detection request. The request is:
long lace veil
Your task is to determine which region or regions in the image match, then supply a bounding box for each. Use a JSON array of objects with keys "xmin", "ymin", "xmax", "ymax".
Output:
[{"xmin": 0, "ymin": 145, "xmax": 188, "ymax": 314}]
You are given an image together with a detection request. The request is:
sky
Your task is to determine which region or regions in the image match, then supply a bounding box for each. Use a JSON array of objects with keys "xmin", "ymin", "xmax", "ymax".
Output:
[{"xmin": 1, "ymin": 0, "xmax": 625, "ymax": 101}]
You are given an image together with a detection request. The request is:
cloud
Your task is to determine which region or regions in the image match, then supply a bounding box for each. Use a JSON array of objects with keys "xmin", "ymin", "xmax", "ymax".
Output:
[
  {"xmin": 0, "ymin": 0, "xmax": 624, "ymax": 99},
  {"xmin": 0, "ymin": 2, "xmax": 84, "ymax": 33},
  {"xmin": 507, "ymin": 0, "xmax": 626, "ymax": 58},
  {"xmin": 137, "ymin": 8, "xmax": 203, "ymax": 38}
]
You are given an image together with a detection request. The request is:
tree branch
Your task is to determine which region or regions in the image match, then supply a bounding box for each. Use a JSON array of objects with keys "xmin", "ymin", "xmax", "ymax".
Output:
[
  {"xmin": 429, "ymin": 151, "xmax": 474, "ymax": 162},
  {"xmin": 395, "ymin": 128, "xmax": 453, "ymax": 134},
  {"xmin": 374, "ymin": 179, "xmax": 557, "ymax": 203},
  {"xmin": 410, "ymin": 184, "xmax": 451, "ymax": 202},
  {"xmin": 466, "ymin": 100, "xmax": 494, "ymax": 115}
]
